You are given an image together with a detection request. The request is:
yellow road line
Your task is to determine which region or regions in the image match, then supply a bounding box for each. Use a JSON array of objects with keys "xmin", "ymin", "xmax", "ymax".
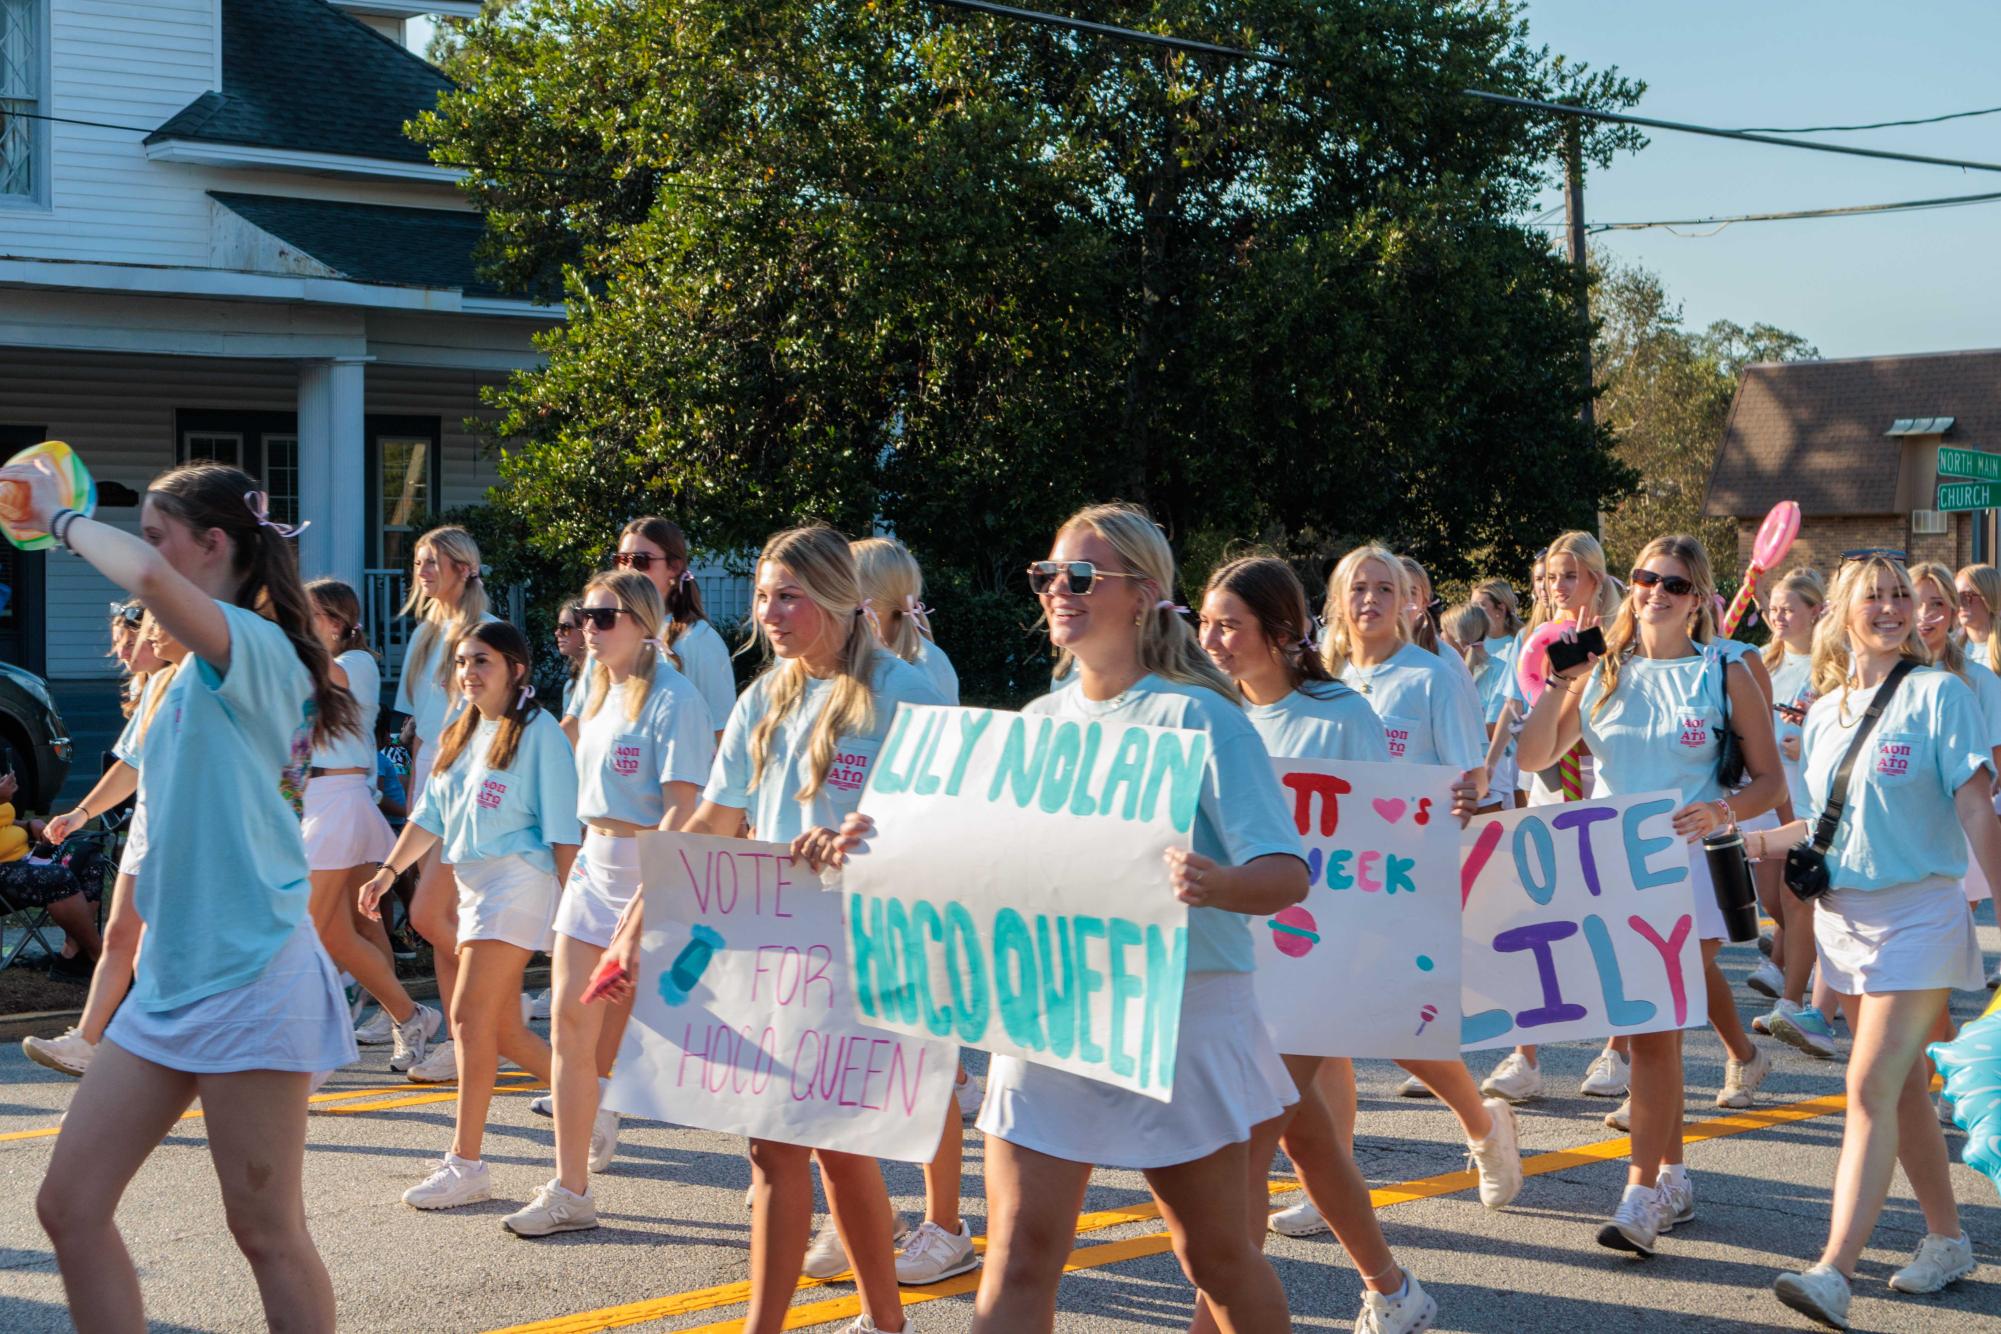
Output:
[
  {"xmin": 0, "ymin": 1073, "xmax": 542, "ymax": 1141},
  {"xmin": 489, "ymin": 1089, "xmax": 1854, "ymax": 1334}
]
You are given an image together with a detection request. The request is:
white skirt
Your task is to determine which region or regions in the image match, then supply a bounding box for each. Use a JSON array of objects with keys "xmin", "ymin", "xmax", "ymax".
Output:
[
  {"xmin": 978, "ymin": 971, "xmax": 1297, "ymax": 1170},
  {"xmin": 1815, "ymin": 878, "xmax": 1986, "ymax": 995},
  {"xmin": 108, "ymin": 921, "xmax": 359, "ymax": 1074},
  {"xmin": 118, "ymin": 804, "xmax": 148, "ymax": 877},
  {"xmin": 552, "ymin": 829, "xmax": 639, "ymax": 949},
  {"xmin": 302, "ymin": 772, "xmax": 395, "ymax": 872},
  {"xmin": 456, "ymin": 854, "xmax": 559, "ymax": 953}
]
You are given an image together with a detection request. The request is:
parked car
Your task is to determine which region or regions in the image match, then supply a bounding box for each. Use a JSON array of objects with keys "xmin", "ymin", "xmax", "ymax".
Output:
[{"xmin": 0, "ymin": 663, "xmax": 71, "ymax": 812}]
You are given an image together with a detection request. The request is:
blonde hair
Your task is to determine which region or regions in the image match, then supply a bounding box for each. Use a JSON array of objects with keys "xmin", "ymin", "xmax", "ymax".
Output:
[
  {"xmin": 399, "ymin": 526, "xmax": 490, "ymax": 691},
  {"xmin": 746, "ymin": 526, "xmax": 882, "ymax": 803},
  {"xmin": 1442, "ymin": 602, "xmax": 1491, "ymax": 674},
  {"xmin": 1474, "ymin": 579, "xmax": 1523, "ymax": 637},
  {"xmin": 1910, "ymin": 561, "xmax": 1967, "ymax": 678},
  {"xmin": 1590, "ymin": 534, "xmax": 1717, "ymax": 720},
  {"xmin": 1957, "ymin": 563, "xmax": 2001, "ymax": 666},
  {"xmin": 851, "ymin": 537, "xmax": 935, "ymax": 665},
  {"xmin": 1812, "ymin": 556, "xmax": 1928, "ymax": 700},
  {"xmin": 1320, "ymin": 545, "xmax": 1411, "ymax": 679},
  {"xmin": 1046, "ymin": 503, "xmax": 1238, "ymax": 702},
  {"xmin": 582, "ymin": 571, "xmax": 672, "ymax": 725},
  {"xmin": 1532, "ymin": 530, "xmax": 1622, "ymax": 630},
  {"xmin": 1760, "ymin": 566, "xmax": 1826, "ymax": 670},
  {"xmin": 1398, "ymin": 555, "xmax": 1439, "ymax": 654}
]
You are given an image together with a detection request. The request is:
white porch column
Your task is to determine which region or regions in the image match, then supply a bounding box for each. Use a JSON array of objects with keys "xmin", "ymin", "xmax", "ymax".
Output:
[{"xmin": 296, "ymin": 357, "xmax": 368, "ymax": 590}]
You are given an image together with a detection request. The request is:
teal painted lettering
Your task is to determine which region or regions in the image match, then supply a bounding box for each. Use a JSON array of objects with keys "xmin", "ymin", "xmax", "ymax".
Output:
[
  {"xmin": 1512, "ymin": 817, "xmax": 1557, "ymax": 906},
  {"xmin": 1325, "ymin": 849, "xmax": 1354, "ymax": 889},
  {"xmin": 1105, "ymin": 918, "xmax": 1143, "ymax": 1079},
  {"xmin": 847, "ymin": 895, "xmax": 888, "ymax": 1019},
  {"xmin": 1622, "ymin": 798, "xmax": 1688, "ymax": 890},
  {"xmin": 1142, "ymin": 733, "xmax": 1209, "ymax": 833},
  {"xmin": 1038, "ymin": 721, "xmax": 1083, "ymax": 814},
  {"xmin": 943, "ymin": 710, "xmax": 993, "ymax": 797},
  {"xmin": 943, "ymin": 903, "xmax": 991, "ymax": 1043},
  {"xmin": 885, "ymin": 899, "xmax": 920, "ymax": 1025},
  {"xmin": 1036, "ymin": 915, "xmax": 1078, "ymax": 1059},
  {"xmin": 1461, "ymin": 1008, "xmax": 1513, "ymax": 1045},
  {"xmin": 1097, "ymin": 729, "xmax": 1151, "ymax": 820},
  {"xmin": 992, "ymin": 908, "xmax": 1044, "ymax": 1050},
  {"xmin": 911, "ymin": 900, "xmax": 952, "ymax": 1036},
  {"xmin": 1073, "ymin": 915, "xmax": 1107, "ymax": 1064},
  {"xmin": 1143, "ymin": 925, "xmax": 1187, "ymax": 1090},
  {"xmin": 1067, "ymin": 722, "xmax": 1102, "ymax": 816},
  {"xmin": 872, "ymin": 710, "xmax": 916, "ymax": 796},
  {"xmin": 989, "ymin": 715, "xmax": 1052, "ymax": 808},
  {"xmin": 1582, "ymin": 913, "xmax": 1655, "ymax": 1027},
  {"xmin": 1384, "ymin": 854, "xmax": 1417, "ymax": 894},
  {"xmin": 912, "ymin": 709, "xmax": 950, "ymax": 795}
]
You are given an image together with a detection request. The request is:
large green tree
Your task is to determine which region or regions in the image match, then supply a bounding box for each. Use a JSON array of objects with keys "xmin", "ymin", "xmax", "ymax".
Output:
[{"xmin": 421, "ymin": 0, "xmax": 1643, "ymax": 701}]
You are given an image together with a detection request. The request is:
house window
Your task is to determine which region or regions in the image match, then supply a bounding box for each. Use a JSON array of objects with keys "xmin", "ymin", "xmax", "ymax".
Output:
[
  {"xmin": 176, "ymin": 412, "xmax": 301, "ymax": 530},
  {"xmin": 0, "ymin": 0, "xmax": 43, "ymax": 202},
  {"xmin": 367, "ymin": 417, "xmax": 442, "ymax": 571}
]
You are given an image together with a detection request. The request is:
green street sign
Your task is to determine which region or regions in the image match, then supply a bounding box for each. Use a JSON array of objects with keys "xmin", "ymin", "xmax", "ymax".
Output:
[
  {"xmin": 1938, "ymin": 446, "xmax": 2001, "ymax": 483},
  {"xmin": 1939, "ymin": 480, "xmax": 2001, "ymax": 512}
]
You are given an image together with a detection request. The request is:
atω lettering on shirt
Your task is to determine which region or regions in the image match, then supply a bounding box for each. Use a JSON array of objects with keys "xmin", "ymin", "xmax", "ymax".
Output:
[
  {"xmin": 1875, "ymin": 740, "xmax": 1911, "ymax": 779},
  {"xmin": 827, "ymin": 749, "xmax": 872, "ymax": 793},
  {"xmin": 612, "ymin": 742, "xmax": 642, "ymax": 776},
  {"xmin": 1677, "ymin": 716, "xmax": 1708, "ymax": 748},
  {"xmin": 476, "ymin": 777, "xmax": 507, "ymax": 810}
]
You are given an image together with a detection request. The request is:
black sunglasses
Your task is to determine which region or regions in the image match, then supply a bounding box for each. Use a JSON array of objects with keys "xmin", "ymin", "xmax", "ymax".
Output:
[
  {"xmin": 614, "ymin": 551, "xmax": 665, "ymax": 571},
  {"xmin": 577, "ymin": 607, "xmax": 630, "ymax": 630},
  {"xmin": 1026, "ymin": 560, "xmax": 1147, "ymax": 597},
  {"xmin": 1629, "ymin": 568, "xmax": 1695, "ymax": 597},
  {"xmin": 1839, "ymin": 548, "xmax": 1907, "ymax": 567},
  {"xmin": 555, "ymin": 619, "xmax": 582, "ymax": 633}
]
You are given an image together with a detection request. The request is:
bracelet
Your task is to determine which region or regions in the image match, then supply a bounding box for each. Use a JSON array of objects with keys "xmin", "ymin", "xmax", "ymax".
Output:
[
  {"xmin": 74, "ymin": 801, "xmax": 89, "ymax": 820},
  {"xmin": 1713, "ymin": 799, "xmax": 1736, "ymax": 833},
  {"xmin": 377, "ymin": 860, "xmax": 400, "ymax": 877},
  {"xmin": 50, "ymin": 508, "xmax": 82, "ymax": 549}
]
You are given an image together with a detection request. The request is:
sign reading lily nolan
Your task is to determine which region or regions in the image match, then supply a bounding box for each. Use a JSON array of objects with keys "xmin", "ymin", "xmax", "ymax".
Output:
[
  {"xmin": 843, "ymin": 705, "xmax": 1202, "ymax": 1101},
  {"xmin": 1253, "ymin": 758, "xmax": 1463, "ymax": 1059},
  {"xmin": 606, "ymin": 832, "xmax": 957, "ymax": 1161},
  {"xmin": 1458, "ymin": 792, "xmax": 1708, "ymax": 1051}
]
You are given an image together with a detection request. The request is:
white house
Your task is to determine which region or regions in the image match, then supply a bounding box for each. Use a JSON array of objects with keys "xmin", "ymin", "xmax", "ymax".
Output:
[{"xmin": 0, "ymin": 0, "xmax": 555, "ymax": 683}]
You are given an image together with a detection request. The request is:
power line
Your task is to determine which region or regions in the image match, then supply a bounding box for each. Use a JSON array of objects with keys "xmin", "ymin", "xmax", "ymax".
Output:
[
  {"xmin": 1589, "ymin": 187, "xmax": 2001, "ymax": 234},
  {"xmin": 925, "ymin": 0, "xmax": 1291, "ymax": 65},
  {"xmin": 1733, "ymin": 104, "xmax": 2001, "ymax": 134}
]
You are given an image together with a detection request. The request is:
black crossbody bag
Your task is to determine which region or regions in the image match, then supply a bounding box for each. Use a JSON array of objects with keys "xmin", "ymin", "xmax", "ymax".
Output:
[{"xmin": 1784, "ymin": 659, "xmax": 1917, "ymax": 902}]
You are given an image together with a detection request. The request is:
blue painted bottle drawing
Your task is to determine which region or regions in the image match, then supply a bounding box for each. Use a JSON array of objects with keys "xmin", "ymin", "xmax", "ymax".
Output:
[{"xmin": 659, "ymin": 924, "xmax": 726, "ymax": 1006}]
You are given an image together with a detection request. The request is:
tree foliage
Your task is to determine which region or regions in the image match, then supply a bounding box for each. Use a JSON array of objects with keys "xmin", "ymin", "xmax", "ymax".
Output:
[{"xmin": 420, "ymin": 0, "xmax": 1645, "ymax": 702}]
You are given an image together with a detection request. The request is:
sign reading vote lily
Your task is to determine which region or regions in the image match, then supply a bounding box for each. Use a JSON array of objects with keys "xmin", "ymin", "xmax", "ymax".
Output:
[
  {"xmin": 842, "ymin": 704, "xmax": 1203, "ymax": 1101},
  {"xmin": 606, "ymin": 831, "xmax": 957, "ymax": 1161},
  {"xmin": 1253, "ymin": 758, "xmax": 1462, "ymax": 1060},
  {"xmin": 1458, "ymin": 792, "xmax": 1708, "ymax": 1051}
]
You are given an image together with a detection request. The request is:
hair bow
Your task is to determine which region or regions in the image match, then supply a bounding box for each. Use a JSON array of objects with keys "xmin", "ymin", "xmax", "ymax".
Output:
[{"xmin": 243, "ymin": 491, "xmax": 310, "ymax": 539}]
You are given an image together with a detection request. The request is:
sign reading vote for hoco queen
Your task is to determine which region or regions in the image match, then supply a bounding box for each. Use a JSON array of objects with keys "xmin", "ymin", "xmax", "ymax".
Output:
[
  {"xmin": 607, "ymin": 832, "xmax": 957, "ymax": 1161},
  {"xmin": 842, "ymin": 704, "xmax": 1201, "ymax": 1101}
]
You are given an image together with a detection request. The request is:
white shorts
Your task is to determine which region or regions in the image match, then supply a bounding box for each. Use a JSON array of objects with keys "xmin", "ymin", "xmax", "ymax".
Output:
[
  {"xmin": 301, "ymin": 773, "xmax": 395, "ymax": 872},
  {"xmin": 456, "ymin": 854, "xmax": 559, "ymax": 953},
  {"xmin": 978, "ymin": 971, "xmax": 1296, "ymax": 1170},
  {"xmin": 552, "ymin": 830, "xmax": 639, "ymax": 949},
  {"xmin": 118, "ymin": 804, "xmax": 148, "ymax": 877},
  {"xmin": 108, "ymin": 921, "xmax": 358, "ymax": 1074},
  {"xmin": 1815, "ymin": 878, "xmax": 1985, "ymax": 995}
]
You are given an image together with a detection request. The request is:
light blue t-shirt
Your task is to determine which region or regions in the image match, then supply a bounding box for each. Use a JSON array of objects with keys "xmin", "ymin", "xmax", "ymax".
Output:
[
  {"xmin": 1339, "ymin": 643, "xmax": 1484, "ymax": 769},
  {"xmin": 411, "ymin": 709, "xmax": 581, "ymax": 873},
  {"xmin": 1022, "ymin": 674, "xmax": 1303, "ymax": 974},
  {"xmin": 112, "ymin": 669, "xmax": 172, "ymax": 767},
  {"xmin": 397, "ymin": 612, "xmax": 500, "ymax": 744},
  {"xmin": 704, "ymin": 648, "xmax": 944, "ymax": 843},
  {"xmin": 1477, "ymin": 636, "xmax": 1517, "ymax": 726},
  {"xmin": 1578, "ymin": 647, "xmax": 1732, "ymax": 804},
  {"xmin": 1769, "ymin": 648, "xmax": 1815, "ymax": 813},
  {"xmin": 1969, "ymin": 637, "xmax": 1992, "ymax": 668},
  {"xmin": 1244, "ymin": 683, "xmax": 1390, "ymax": 764},
  {"xmin": 575, "ymin": 656, "xmax": 717, "ymax": 827},
  {"xmin": 911, "ymin": 639, "xmax": 960, "ymax": 706},
  {"xmin": 1958, "ymin": 657, "xmax": 2001, "ymax": 754},
  {"xmin": 313, "ymin": 649, "xmax": 380, "ymax": 770},
  {"xmin": 1802, "ymin": 667, "xmax": 1992, "ymax": 891},
  {"xmin": 567, "ymin": 617, "xmax": 738, "ymax": 735},
  {"xmin": 130, "ymin": 604, "xmax": 314, "ymax": 1011}
]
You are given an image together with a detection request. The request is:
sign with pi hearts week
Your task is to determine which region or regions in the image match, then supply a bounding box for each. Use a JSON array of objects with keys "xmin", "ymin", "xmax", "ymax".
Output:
[{"xmin": 1251, "ymin": 757, "xmax": 1463, "ymax": 1059}]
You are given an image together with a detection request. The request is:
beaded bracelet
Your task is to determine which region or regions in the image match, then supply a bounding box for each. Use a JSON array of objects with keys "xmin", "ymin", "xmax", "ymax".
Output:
[{"xmin": 49, "ymin": 508, "xmax": 83, "ymax": 549}]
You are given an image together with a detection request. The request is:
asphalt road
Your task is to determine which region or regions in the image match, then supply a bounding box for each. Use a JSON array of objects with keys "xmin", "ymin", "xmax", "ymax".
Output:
[{"xmin": 4, "ymin": 927, "xmax": 2001, "ymax": 1333}]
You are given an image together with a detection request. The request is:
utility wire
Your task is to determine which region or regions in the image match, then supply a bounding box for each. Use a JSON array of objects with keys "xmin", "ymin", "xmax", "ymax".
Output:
[
  {"xmin": 1588, "ymin": 187, "xmax": 2001, "ymax": 233},
  {"xmin": 1733, "ymin": 104, "xmax": 2001, "ymax": 134},
  {"xmin": 926, "ymin": 0, "xmax": 1292, "ymax": 64}
]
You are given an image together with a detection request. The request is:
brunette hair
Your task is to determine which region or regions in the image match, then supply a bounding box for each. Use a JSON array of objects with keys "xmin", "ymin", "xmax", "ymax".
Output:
[
  {"xmin": 306, "ymin": 577, "xmax": 372, "ymax": 656},
  {"xmin": 1203, "ymin": 555, "xmax": 1338, "ymax": 694},
  {"xmin": 1399, "ymin": 556, "xmax": 1440, "ymax": 654},
  {"xmin": 621, "ymin": 516, "xmax": 708, "ymax": 647},
  {"xmin": 432, "ymin": 622, "xmax": 537, "ymax": 774}
]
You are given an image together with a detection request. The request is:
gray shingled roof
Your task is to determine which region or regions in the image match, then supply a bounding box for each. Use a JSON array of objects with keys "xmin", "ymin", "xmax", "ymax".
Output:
[
  {"xmin": 147, "ymin": 0, "xmax": 449, "ymax": 164},
  {"xmin": 211, "ymin": 192, "xmax": 510, "ymax": 298}
]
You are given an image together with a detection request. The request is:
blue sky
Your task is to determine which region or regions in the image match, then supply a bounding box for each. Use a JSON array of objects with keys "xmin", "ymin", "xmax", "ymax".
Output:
[{"xmin": 1524, "ymin": 0, "xmax": 2001, "ymax": 360}]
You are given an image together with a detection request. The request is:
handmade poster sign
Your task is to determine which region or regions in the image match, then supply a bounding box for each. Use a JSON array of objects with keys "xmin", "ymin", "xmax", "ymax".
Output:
[
  {"xmin": 1458, "ymin": 792, "xmax": 1708, "ymax": 1051},
  {"xmin": 607, "ymin": 831, "xmax": 957, "ymax": 1162},
  {"xmin": 842, "ymin": 704, "xmax": 1201, "ymax": 1101},
  {"xmin": 1252, "ymin": 758, "xmax": 1462, "ymax": 1059}
]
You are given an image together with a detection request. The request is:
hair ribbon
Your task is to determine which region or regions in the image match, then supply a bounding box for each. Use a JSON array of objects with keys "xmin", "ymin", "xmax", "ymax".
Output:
[
  {"xmin": 516, "ymin": 682, "xmax": 536, "ymax": 710},
  {"xmin": 243, "ymin": 491, "xmax": 310, "ymax": 539}
]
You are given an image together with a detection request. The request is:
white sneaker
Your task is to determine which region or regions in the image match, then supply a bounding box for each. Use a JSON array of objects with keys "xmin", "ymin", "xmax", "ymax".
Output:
[
  {"xmin": 389, "ymin": 1003, "xmax": 442, "ymax": 1073},
  {"xmin": 895, "ymin": 1219, "xmax": 978, "ymax": 1284},
  {"xmin": 529, "ymin": 1092, "xmax": 553, "ymax": 1118},
  {"xmin": 406, "ymin": 1038, "xmax": 458, "ymax": 1084},
  {"xmin": 1596, "ymin": 1183, "xmax": 1667, "ymax": 1254},
  {"xmin": 354, "ymin": 1007, "xmax": 395, "ymax": 1045},
  {"xmin": 1604, "ymin": 1097, "xmax": 1631, "ymax": 1132},
  {"xmin": 588, "ymin": 1107, "xmax": 621, "ymax": 1173},
  {"xmin": 502, "ymin": 1178, "xmax": 599, "ymax": 1237},
  {"xmin": 1479, "ymin": 1052, "xmax": 1543, "ymax": 1103},
  {"xmin": 1395, "ymin": 1074, "xmax": 1432, "ymax": 1098},
  {"xmin": 953, "ymin": 1072, "xmax": 981, "ymax": 1121},
  {"xmin": 803, "ymin": 1217, "xmax": 852, "ymax": 1280},
  {"xmin": 1355, "ymin": 1274, "xmax": 1437, "ymax": 1334},
  {"xmin": 1774, "ymin": 1264, "xmax": 1851, "ymax": 1329},
  {"xmin": 1580, "ymin": 1048, "xmax": 1629, "ymax": 1098},
  {"xmin": 1268, "ymin": 1197, "xmax": 1330, "ymax": 1237},
  {"xmin": 22, "ymin": 1027, "xmax": 95, "ymax": 1078},
  {"xmin": 528, "ymin": 989, "xmax": 553, "ymax": 1021},
  {"xmin": 403, "ymin": 1154, "xmax": 493, "ymax": 1210},
  {"xmin": 1467, "ymin": 1098, "xmax": 1523, "ymax": 1209},
  {"xmin": 1716, "ymin": 1044, "xmax": 1772, "ymax": 1109},
  {"xmin": 842, "ymin": 1319, "xmax": 913, "ymax": 1334},
  {"xmin": 1747, "ymin": 957, "xmax": 1784, "ymax": 999},
  {"xmin": 1656, "ymin": 1168, "xmax": 1695, "ymax": 1233},
  {"xmin": 1888, "ymin": 1231, "xmax": 1975, "ymax": 1293}
]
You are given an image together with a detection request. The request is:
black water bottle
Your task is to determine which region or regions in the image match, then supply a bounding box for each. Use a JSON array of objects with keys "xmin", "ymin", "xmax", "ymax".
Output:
[{"xmin": 1703, "ymin": 830, "xmax": 1761, "ymax": 944}]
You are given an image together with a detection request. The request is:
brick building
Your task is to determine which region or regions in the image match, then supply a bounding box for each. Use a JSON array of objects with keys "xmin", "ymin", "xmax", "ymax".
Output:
[{"xmin": 1704, "ymin": 349, "xmax": 2001, "ymax": 577}]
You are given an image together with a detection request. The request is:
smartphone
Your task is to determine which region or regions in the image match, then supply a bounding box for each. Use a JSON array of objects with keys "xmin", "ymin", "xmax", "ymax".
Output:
[
  {"xmin": 580, "ymin": 956, "xmax": 629, "ymax": 1005},
  {"xmin": 1774, "ymin": 701, "xmax": 1807, "ymax": 724},
  {"xmin": 1545, "ymin": 625, "xmax": 1606, "ymax": 675}
]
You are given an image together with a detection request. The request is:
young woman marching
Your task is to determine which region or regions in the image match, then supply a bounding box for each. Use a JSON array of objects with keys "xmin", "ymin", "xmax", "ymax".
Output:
[
  {"xmin": 15, "ymin": 461, "xmax": 358, "ymax": 1330},
  {"xmin": 396, "ymin": 525, "xmax": 498, "ymax": 1083},
  {"xmin": 603, "ymin": 525, "xmax": 942, "ymax": 1334},
  {"xmin": 853, "ymin": 536, "xmax": 960, "ymax": 708},
  {"xmin": 1319, "ymin": 546, "xmax": 1525, "ymax": 1208},
  {"xmin": 1472, "ymin": 580, "xmax": 1525, "ymax": 809},
  {"xmin": 506, "ymin": 571, "xmax": 715, "ymax": 1236},
  {"xmin": 1956, "ymin": 563, "xmax": 2001, "ymax": 667},
  {"xmin": 1197, "ymin": 554, "xmax": 1447, "ymax": 1334},
  {"xmin": 555, "ymin": 598, "xmax": 589, "ymax": 714},
  {"xmin": 361, "ymin": 621, "xmax": 577, "ymax": 1210},
  {"xmin": 1742, "ymin": 555, "xmax": 1999, "ymax": 1327},
  {"xmin": 303, "ymin": 578, "xmax": 439, "ymax": 1072},
  {"xmin": 1517, "ymin": 534, "xmax": 1784, "ymax": 1255}
]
